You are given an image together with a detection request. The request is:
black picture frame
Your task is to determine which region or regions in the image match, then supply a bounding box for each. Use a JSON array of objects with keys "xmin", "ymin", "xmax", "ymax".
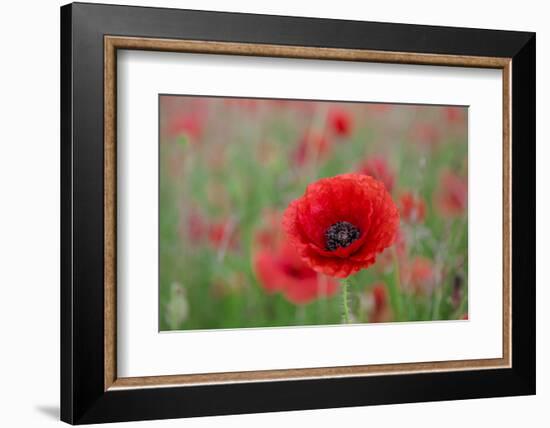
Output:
[{"xmin": 61, "ymin": 2, "xmax": 535, "ymax": 424}]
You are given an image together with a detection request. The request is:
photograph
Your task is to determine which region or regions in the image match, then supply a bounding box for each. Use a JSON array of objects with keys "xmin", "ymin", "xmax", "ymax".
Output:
[{"xmin": 159, "ymin": 95, "xmax": 468, "ymax": 331}]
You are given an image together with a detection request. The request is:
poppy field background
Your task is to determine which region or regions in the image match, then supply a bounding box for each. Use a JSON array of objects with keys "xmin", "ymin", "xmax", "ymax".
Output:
[{"xmin": 159, "ymin": 95, "xmax": 468, "ymax": 331}]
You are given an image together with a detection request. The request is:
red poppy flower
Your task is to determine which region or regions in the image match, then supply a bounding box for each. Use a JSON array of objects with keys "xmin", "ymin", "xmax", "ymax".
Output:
[
  {"xmin": 207, "ymin": 220, "xmax": 238, "ymax": 249},
  {"xmin": 399, "ymin": 191, "xmax": 427, "ymax": 223},
  {"xmin": 292, "ymin": 131, "xmax": 331, "ymax": 165},
  {"xmin": 401, "ymin": 256, "xmax": 436, "ymax": 295},
  {"xmin": 283, "ymin": 173, "xmax": 399, "ymax": 278},
  {"xmin": 444, "ymin": 106, "xmax": 465, "ymax": 124},
  {"xmin": 163, "ymin": 98, "xmax": 208, "ymax": 141},
  {"xmin": 327, "ymin": 107, "xmax": 353, "ymax": 137},
  {"xmin": 169, "ymin": 115, "xmax": 200, "ymax": 139},
  {"xmin": 253, "ymin": 212, "xmax": 338, "ymax": 304},
  {"xmin": 372, "ymin": 283, "xmax": 387, "ymax": 311},
  {"xmin": 181, "ymin": 210, "xmax": 238, "ymax": 250},
  {"xmin": 358, "ymin": 157, "xmax": 395, "ymax": 192},
  {"xmin": 369, "ymin": 282, "xmax": 392, "ymax": 323},
  {"xmin": 434, "ymin": 170, "xmax": 467, "ymax": 217},
  {"xmin": 167, "ymin": 111, "xmax": 205, "ymax": 141},
  {"xmin": 254, "ymin": 241, "xmax": 338, "ymax": 304}
]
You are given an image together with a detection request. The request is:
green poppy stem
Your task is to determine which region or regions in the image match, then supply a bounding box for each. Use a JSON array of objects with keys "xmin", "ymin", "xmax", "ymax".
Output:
[{"xmin": 340, "ymin": 277, "xmax": 351, "ymax": 323}]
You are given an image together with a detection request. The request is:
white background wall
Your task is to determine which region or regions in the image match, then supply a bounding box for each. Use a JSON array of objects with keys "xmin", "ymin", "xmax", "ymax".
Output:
[{"xmin": 0, "ymin": 0, "xmax": 545, "ymax": 427}]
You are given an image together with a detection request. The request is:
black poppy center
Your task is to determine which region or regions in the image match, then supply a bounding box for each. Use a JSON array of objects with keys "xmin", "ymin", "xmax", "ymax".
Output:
[{"xmin": 325, "ymin": 221, "xmax": 361, "ymax": 251}]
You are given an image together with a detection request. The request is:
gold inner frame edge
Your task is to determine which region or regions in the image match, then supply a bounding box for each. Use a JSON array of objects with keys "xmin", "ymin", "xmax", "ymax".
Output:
[{"xmin": 104, "ymin": 35, "xmax": 512, "ymax": 391}]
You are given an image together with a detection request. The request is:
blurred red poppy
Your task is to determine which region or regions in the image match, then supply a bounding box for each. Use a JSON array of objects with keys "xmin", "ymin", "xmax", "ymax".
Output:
[
  {"xmin": 283, "ymin": 173, "xmax": 399, "ymax": 278},
  {"xmin": 207, "ymin": 220, "xmax": 239, "ymax": 249},
  {"xmin": 368, "ymin": 282, "xmax": 392, "ymax": 323},
  {"xmin": 358, "ymin": 157, "xmax": 395, "ymax": 192},
  {"xmin": 372, "ymin": 284, "xmax": 386, "ymax": 311},
  {"xmin": 402, "ymin": 256, "xmax": 436, "ymax": 295},
  {"xmin": 443, "ymin": 106, "xmax": 465, "ymax": 124},
  {"xmin": 434, "ymin": 170, "xmax": 467, "ymax": 217},
  {"xmin": 167, "ymin": 111, "xmax": 205, "ymax": 141},
  {"xmin": 293, "ymin": 131, "xmax": 331, "ymax": 165},
  {"xmin": 253, "ymin": 212, "xmax": 338, "ymax": 304},
  {"xmin": 181, "ymin": 210, "xmax": 238, "ymax": 250},
  {"xmin": 327, "ymin": 107, "xmax": 353, "ymax": 137},
  {"xmin": 399, "ymin": 191, "xmax": 427, "ymax": 223}
]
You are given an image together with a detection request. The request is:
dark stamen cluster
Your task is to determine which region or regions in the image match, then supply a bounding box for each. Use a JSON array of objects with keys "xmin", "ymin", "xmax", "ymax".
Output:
[{"xmin": 325, "ymin": 221, "xmax": 361, "ymax": 251}]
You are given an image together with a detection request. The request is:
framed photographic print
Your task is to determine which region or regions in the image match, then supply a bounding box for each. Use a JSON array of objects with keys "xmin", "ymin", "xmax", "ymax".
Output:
[{"xmin": 60, "ymin": 2, "xmax": 535, "ymax": 424}]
